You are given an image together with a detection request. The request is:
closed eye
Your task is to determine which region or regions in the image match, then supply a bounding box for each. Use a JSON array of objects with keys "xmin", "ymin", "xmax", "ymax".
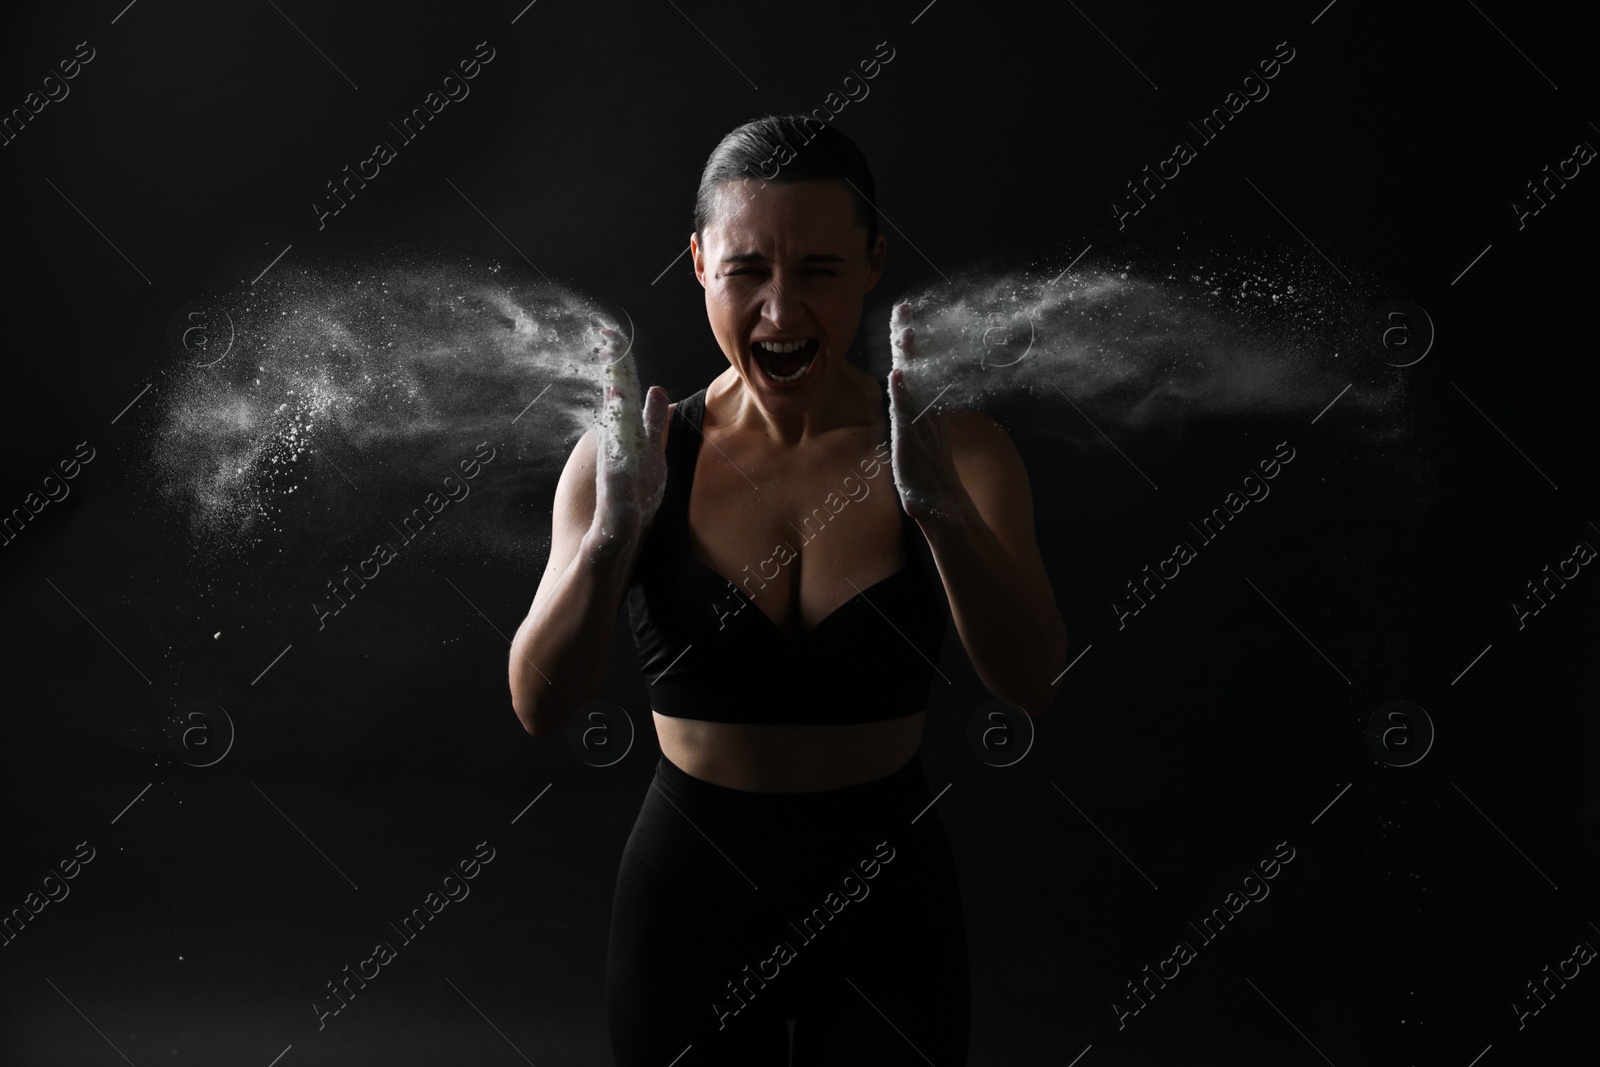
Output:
[{"xmin": 726, "ymin": 269, "xmax": 837, "ymax": 276}]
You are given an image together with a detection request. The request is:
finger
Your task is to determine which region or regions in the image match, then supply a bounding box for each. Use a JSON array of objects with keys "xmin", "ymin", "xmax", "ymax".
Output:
[
  {"xmin": 598, "ymin": 336, "xmax": 644, "ymax": 468},
  {"xmin": 637, "ymin": 386, "xmax": 670, "ymax": 518},
  {"xmin": 889, "ymin": 363, "xmax": 926, "ymax": 423},
  {"xmin": 592, "ymin": 325, "xmax": 622, "ymax": 358},
  {"xmin": 890, "ymin": 327, "xmax": 915, "ymax": 362},
  {"xmin": 889, "ymin": 302, "xmax": 917, "ymax": 365},
  {"xmin": 641, "ymin": 385, "xmax": 669, "ymax": 450},
  {"xmin": 897, "ymin": 374, "xmax": 940, "ymax": 451}
]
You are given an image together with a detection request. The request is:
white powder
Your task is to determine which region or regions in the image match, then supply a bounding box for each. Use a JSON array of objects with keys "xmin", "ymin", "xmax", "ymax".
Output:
[
  {"xmin": 143, "ymin": 255, "xmax": 625, "ymax": 574},
  {"xmin": 141, "ymin": 244, "xmax": 1412, "ymax": 584},
  {"xmin": 888, "ymin": 244, "xmax": 1406, "ymax": 445}
]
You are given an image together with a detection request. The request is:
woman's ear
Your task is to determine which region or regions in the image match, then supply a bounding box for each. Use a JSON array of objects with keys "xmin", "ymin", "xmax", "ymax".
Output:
[
  {"xmin": 864, "ymin": 233, "xmax": 887, "ymax": 292},
  {"xmin": 690, "ymin": 232, "xmax": 707, "ymax": 289}
]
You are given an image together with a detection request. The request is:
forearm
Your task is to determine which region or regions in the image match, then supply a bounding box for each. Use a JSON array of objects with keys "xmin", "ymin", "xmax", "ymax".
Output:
[
  {"xmin": 509, "ymin": 529, "xmax": 638, "ymax": 736},
  {"xmin": 917, "ymin": 493, "xmax": 1068, "ymax": 714}
]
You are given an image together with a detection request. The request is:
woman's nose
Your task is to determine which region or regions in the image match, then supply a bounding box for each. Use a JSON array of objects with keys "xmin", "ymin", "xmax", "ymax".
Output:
[{"xmin": 758, "ymin": 279, "xmax": 804, "ymax": 327}]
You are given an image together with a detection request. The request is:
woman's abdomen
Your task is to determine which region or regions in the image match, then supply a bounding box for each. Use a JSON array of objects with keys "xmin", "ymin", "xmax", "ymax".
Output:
[{"xmin": 652, "ymin": 709, "xmax": 926, "ymax": 792}]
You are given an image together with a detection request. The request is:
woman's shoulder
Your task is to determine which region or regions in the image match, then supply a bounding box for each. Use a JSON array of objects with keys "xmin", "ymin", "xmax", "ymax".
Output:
[{"xmin": 662, "ymin": 381, "xmax": 713, "ymax": 450}]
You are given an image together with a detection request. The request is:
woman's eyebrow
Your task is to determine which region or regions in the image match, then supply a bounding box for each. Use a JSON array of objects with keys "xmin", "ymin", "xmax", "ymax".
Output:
[{"xmin": 720, "ymin": 252, "xmax": 849, "ymax": 264}]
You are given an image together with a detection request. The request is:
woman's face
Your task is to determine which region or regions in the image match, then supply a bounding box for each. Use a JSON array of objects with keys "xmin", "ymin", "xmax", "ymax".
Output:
[{"xmin": 691, "ymin": 178, "xmax": 886, "ymax": 413}]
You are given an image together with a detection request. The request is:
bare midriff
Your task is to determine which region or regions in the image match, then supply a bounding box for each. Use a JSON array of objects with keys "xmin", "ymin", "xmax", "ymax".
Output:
[{"xmin": 652, "ymin": 710, "xmax": 926, "ymax": 792}]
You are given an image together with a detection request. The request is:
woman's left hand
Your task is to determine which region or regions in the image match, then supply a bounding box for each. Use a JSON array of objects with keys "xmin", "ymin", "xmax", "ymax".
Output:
[{"xmin": 887, "ymin": 302, "xmax": 970, "ymax": 525}]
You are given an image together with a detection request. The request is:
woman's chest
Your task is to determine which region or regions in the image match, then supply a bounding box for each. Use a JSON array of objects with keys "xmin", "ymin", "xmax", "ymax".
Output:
[{"xmin": 682, "ymin": 433, "xmax": 904, "ymax": 634}]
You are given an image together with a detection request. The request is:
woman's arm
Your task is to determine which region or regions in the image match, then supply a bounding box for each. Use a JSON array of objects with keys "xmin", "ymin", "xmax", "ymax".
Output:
[
  {"xmin": 913, "ymin": 407, "xmax": 1069, "ymax": 716},
  {"xmin": 508, "ymin": 427, "xmax": 641, "ymax": 737}
]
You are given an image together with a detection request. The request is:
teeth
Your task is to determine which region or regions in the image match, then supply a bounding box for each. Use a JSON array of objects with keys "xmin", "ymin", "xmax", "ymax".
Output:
[
  {"xmin": 754, "ymin": 339, "xmax": 811, "ymax": 354},
  {"xmin": 755, "ymin": 347, "xmax": 814, "ymax": 382},
  {"xmin": 765, "ymin": 357, "xmax": 811, "ymax": 382}
]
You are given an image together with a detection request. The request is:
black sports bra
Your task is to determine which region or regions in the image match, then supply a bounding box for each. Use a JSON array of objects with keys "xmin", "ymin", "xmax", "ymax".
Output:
[{"xmin": 624, "ymin": 381, "xmax": 948, "ymax": 724}]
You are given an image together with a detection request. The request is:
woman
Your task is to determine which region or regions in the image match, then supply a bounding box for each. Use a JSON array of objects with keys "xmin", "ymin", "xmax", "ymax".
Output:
[{"xmin": 509, "ymin": 114, "xmax": 1066, "ymax": 1065}]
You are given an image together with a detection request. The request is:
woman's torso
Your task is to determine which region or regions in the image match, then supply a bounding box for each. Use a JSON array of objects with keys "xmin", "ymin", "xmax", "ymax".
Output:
[{"xmin": 647, "ymin": 365, "xmax": 928, "ymax": 792}]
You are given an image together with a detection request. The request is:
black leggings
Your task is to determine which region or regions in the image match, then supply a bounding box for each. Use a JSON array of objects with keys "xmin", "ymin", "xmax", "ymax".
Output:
[{"xmin": 606, "ymin": 751, "xmax": 970, "ymax": 1065}]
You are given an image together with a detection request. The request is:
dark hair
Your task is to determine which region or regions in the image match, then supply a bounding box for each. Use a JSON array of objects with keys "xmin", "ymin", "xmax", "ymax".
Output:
[{"xmin": 693, "ymin": 114, "xmax": 878, "ymax": 252}]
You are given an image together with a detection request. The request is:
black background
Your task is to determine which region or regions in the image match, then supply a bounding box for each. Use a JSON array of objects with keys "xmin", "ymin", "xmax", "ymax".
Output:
[{"xmin": 1, "ymin": 1, "xmax": 1595, "ymax": 1064}]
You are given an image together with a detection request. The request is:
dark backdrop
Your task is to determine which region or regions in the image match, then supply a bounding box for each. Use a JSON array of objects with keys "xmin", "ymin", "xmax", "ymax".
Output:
[{"xmin": 2, "ymin": 1, "xmax": 1595, "ymax": 1064}]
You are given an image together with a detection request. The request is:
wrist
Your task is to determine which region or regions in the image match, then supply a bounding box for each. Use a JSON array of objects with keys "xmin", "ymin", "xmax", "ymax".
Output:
[
  {"xmin": 582, "ymin": 520, "xmax": 641, "ymax": 567},
  {"xmin": 913, "ymin": 489, "xmax": 979, "ymax": 542}
]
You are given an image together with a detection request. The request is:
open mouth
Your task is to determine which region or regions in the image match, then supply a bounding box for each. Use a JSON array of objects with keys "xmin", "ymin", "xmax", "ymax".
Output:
[{"xmin": 751, "ymin": 338, "xmax": 820, "ymax": 386}]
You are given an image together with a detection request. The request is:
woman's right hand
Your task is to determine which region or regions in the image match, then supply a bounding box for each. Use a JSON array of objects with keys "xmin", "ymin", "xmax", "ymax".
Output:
[{"xmin": 589, "ymin": 324, "xmax": 669, "ymax": 556}]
